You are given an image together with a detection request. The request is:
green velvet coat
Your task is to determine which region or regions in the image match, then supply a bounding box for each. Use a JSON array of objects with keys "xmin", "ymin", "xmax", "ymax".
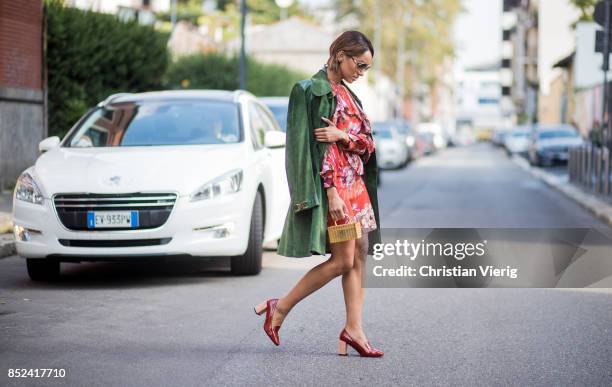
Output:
[{"xmin": 277, "ymin": 68, "xmax": 382, "ymax": 258}]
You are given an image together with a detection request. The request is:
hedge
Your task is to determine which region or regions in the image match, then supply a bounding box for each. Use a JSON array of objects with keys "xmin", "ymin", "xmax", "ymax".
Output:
[
  {"xmin": 46, "ymin": 0, "xmax": 169, "ymax": 137},
  {"xmin": 164, "ymin": 53, "xmax": 307, "ymax": 97}
]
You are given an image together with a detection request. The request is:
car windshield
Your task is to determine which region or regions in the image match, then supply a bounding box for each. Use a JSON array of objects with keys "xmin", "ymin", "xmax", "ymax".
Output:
[
  {"xmin": 375, "ymin": 130, "xmax": 393, "ymax": 139},
  {"xmin": 266, "ymin": 105, "xmax": 288, "ymax": 132},
  {"xmin": 64, "ymin": 100, "xmax": 241, "ymax": 147},
  {"xmin": 538, "ymin": 130, "xmax": 578, "ymax": 139},
  {"xmin": 512, "ymin": 131, "xmax": 529, "ymax": 137}
]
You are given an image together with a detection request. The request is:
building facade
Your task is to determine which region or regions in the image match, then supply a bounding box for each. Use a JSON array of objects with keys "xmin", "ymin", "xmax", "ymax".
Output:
[
  {"xmin": 501, "ymin": 0, "xmax": 539, "ymax": 125},
  {"xmin": 0, "ymin": 0, "xmax": 45, "ymax": 190},
  {"xmin": 456, "ymin": 62, "xmax": 504, "ymax": 133}
]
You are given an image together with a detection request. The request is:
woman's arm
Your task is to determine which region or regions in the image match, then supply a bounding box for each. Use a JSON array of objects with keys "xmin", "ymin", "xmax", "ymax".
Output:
[{"xmin": 337, "ymin": 132, "xmax": 375, "ymax": 163}]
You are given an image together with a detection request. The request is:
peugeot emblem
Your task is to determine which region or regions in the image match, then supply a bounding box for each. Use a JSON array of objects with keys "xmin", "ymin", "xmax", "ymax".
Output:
[{"xmin": 109, "ymin": 176, "xmax": 121, "ymax": 185}]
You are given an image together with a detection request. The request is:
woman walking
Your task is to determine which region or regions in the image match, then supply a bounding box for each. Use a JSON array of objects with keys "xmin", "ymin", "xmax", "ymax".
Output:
[{"xmin": 254, "ymin": 31, "xmax": 383, "ymax": 357}]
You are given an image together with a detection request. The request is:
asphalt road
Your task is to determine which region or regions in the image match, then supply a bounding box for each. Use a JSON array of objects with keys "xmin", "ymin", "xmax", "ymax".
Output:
[{"xmin": 1, "ymin": 143, "xmax": 611, "ymax": 386}]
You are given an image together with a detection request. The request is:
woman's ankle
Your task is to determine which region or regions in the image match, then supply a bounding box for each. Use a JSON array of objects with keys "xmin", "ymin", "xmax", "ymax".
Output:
[
  {"xmin": 275, "ymin": 297, "xmax": 291, "ymax": 316},
  {"xmin": 345, "ymin": 323, "xmax": 364, "ymax": 335}
]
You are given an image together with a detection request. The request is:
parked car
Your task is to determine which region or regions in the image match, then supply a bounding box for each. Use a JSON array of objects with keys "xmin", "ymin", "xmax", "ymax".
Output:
[
  {"xmin": 394, "ymin": 120, "xmax": 417, "ymax": 161},
  {"xmin": 12, "ymin": 90, "xmax": 290, "ymax": 280},
  {"xmin": 372, "ymin": 122, "xmax": 410, "ymax": 169},
  {"xmin": 504, "ymin": 125, "xmax": 530, "ymax": 156},
  {"xmin": 451, "ymin": 124, "xmax": 476, "ymax": 147},
  {"xmin": 491, "ymin": 128, "xmax": 511, "ymax": 147},
  {"xmin": 415, "ymin": 132, "xmax": 436, "ymax": 156},
  {"xmin": 416, "ymin": 122, "xmax": 447, "ymax": 151},
  {"xmin": 260, "ymin": 97, "xmax": 289, "ymax": 132},
  {"xmin": 527, "ymin": 124, "xmax": 584, "ymax": 167},
  {"xmin": 373, "ymin": 121, "xmax": 414, "ymax": 164}
]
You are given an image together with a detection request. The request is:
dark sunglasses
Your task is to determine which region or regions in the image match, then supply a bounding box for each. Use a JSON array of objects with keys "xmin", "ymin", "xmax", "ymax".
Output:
[{"xmin": 350, "ymin": 56, "xmax": 371, "ymax": 72}]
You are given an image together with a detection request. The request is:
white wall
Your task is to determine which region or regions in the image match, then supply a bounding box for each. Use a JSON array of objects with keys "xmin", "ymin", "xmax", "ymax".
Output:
[
  {"xmin": 456, "ymin": 69, "xmax": 504, "ymax": 128},
  {"xmin": 538, "ymin": 0, "xmax": 580, "ymax": 95},
  {"xmin": 574, "ymin": 21, "xmax": 612, "ymax": 90}
]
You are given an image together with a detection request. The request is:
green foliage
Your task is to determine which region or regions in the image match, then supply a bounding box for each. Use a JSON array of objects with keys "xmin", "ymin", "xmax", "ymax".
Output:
[
  {"xmin": 247, "ymin": 0, "xmax": 304, "ymax": 24},
  {"xmin": 570, "ymin": 0, "xmax": 597, "ymax": 21},
  {"xmin": 45, "ymin": 0, "xmax": 169, "ymax": 137},
  {"xmin": 158, "ymin": 0, "xmax": 307, "ymax": 26},
  {"xmin": 164, "ymin": 53, "xmax": 307, "ymax": 96},
  {"xmin": 335, "ymin": 0, "xmax": 463, "ymax": 97}
]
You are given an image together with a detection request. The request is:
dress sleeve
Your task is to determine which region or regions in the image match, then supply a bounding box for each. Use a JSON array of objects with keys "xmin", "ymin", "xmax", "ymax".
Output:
[{"xmin": 338, "ymin": 131, "xmax": 375, "ymax": 164}]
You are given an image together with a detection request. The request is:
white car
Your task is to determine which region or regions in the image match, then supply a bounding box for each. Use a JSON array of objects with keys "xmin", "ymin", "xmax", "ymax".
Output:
[
  {"xmin": 373, "ymin": 123, "xmax": 409, "ymax": 169},
  {"xmin": 504, "ymin": 125, "xmax": 530, "ymax": 156},
  {"xmin": 416, "ymin": 122, "xmax": 447, "ymax": 150},
  {"xmin": 12, "ymin": 90, "xmax": 290, "ymax": 280}
]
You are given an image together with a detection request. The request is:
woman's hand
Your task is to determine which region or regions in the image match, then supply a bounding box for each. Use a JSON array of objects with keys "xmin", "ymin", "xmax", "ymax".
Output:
[
  {"xmin": 326, "ymin": 187, "xmax": 349, "ymax": 222},
  {"xmin": 315, "ymin": 117, "xmax": 349, "ymax": 143}
]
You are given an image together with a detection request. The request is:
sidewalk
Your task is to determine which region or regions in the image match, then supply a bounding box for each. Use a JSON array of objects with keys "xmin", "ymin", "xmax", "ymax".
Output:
[
  {"xmin": 0, "ymin": 190, "xmax": 15, "ymax": 258},
  {"xmin": 511, "ymin": 155, "xmax": 612, "ymax": 227}
]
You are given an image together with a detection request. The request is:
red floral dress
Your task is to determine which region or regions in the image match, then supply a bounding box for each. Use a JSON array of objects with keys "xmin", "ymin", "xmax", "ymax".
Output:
[{"xmin": 320, "ymin": 81, "xmax": 377, "ymax": 233}]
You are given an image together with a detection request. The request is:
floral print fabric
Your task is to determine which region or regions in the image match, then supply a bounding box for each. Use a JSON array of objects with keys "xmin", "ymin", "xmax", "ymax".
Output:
[{"xmin": 321, "ymin": 81, "xmax": 377, "ymax": 232}]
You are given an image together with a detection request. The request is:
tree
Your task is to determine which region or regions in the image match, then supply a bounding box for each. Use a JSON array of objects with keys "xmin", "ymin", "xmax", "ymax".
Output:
[
  {"xmin": 570, "ymin": 0, "xmax": 597, "ymax": 21},
  {"xmin": 335, "ymin": 0, "xmax": 463, "ymax": 96},
  {"xmin": 159, "ymin": 0, "xmax": 307, "ymax": 25}
]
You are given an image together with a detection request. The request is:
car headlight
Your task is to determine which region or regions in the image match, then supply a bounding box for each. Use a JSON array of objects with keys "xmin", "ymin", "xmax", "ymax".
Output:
[
  {"xmin": 190, "ymin": 169, "xmax": 243, "ymax": 202},
  {"xmin": 405, "ymin": 136, "xmax": 415, "ymax": 147},
  {"xmin": 15, "ymin": 173, "xmax": 44, "ymax": 205}
]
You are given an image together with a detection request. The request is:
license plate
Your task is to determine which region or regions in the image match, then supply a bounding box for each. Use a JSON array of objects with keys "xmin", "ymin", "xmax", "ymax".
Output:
[{"xmin": 87, "ymin": 211, "xmax": 139, "ymax": 229}]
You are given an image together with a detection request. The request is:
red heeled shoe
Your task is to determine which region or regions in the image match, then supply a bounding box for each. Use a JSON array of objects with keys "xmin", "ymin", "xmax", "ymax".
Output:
[
  {"xmin": 338, "ymin": 328, "xmax": 384, "ymax": 357},
  {"xmin": 254, "ymin": 298, "xmax": 281, "ymax": 346}
]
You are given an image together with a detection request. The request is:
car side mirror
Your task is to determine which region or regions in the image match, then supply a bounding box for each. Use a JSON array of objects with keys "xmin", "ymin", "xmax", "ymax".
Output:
[
  {"xmin": 39, "ymin": 136, "xmax": 60, "ymax": 153},
  {"xmin": 264, "ymin": 131, "xmax": 286, "ymax": 149}
]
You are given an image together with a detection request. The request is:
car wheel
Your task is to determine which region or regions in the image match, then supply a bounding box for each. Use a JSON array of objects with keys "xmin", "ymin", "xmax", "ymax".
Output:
[
  {"xmin": 529, "ymin": 152, "xmax": 536, "ymax": 165},
  {"xmin": 26, "ymin": 259, "xmax": 60, "ymax": 281},
  {"xmin": 231, "ymin": 191, "xmax": 263, "ymax": 275},
  {"xmin": 535, "ymin": 154, "xmax": 543, "ymax": 167}
]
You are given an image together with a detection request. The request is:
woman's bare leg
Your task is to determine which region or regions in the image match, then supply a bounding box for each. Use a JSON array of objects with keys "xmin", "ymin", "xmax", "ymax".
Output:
[
  {"xmin": 271, "ymin": 239, "xmax": 356, "ymax": 328},
  {"xmin": 342, "ymin": 232, "xmax": 369, "ymax": 347}
]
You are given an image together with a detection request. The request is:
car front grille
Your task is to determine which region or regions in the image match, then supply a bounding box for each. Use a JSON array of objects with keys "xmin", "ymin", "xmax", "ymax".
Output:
[
  {"xmin": 58, "ymin": 238, "xmax": 172, "ymax": 247},
  {"xmin": 53, "ymin": 193, "xmax": 177, "ymax": 231},
  {"xmin": 543, "ymin": 146, "xmax": 568, "ymax": 153}
]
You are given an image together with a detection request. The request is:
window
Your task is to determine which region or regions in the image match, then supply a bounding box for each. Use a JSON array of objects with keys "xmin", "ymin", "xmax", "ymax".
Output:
[
  {"xmin": 248, "ymin": 103, "xmax": 267, "ymax": 149},
  {"xmin": 66, "ymin": 100, "xmax": 241, "ymax": 147},
  {"xmin": 478, "ymin": 97, "xmax": 499, "ymax": 105}
]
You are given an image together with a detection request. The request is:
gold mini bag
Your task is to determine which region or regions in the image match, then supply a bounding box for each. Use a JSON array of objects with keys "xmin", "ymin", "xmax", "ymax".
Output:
[{"xmin": 328, "ymin": 216, "xmax": 362, "ymax": 244}]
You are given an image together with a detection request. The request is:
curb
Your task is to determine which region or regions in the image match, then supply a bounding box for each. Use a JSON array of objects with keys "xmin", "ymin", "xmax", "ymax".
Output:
[
  {"xmin": 0, "ymin": 233, "xmax": 15, "ymax": 259},
  {"xmin": 511, "ymin": 155, "xmax": 612, "ymax": 227}
]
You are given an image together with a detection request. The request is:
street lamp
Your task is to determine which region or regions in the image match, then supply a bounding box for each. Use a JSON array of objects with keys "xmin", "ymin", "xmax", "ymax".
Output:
[
  {"xmin": 240, "ymin": 0, "xmax": 247, "ymax": 90},
  {"xmin": 275, "ymin": 0, "xmax": 294, "ymax": 20}
]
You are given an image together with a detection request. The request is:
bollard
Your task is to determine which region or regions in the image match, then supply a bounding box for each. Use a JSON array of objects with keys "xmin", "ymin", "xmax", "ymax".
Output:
[
  {"xmin": 582, "ymin": 146, "xmax": 589, "ymax": 186},
  {"xmin": 586, "ymin": 146, "xmax": 592, "ymax": 187},
  {"xmin": 576, "ymin": 147, "xmax": 582, "ymax": 184},
  {"xmin": 571, "ymin": 148, "xmax": 577, "ymax": 182},
  {"xmin": 595, "ymin": 147, "xmax": 602, "ymax": 194},
  {"xmin": 569, "ymin": 148, "xmax": 573, "ymax": 181},
  {"xmin": 580, "ymin": 147, "xmax": 584, "ymax": 185},
  {"xmin": 604, "ymin": 147, "xmax": 610, "ymax": 195}
]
